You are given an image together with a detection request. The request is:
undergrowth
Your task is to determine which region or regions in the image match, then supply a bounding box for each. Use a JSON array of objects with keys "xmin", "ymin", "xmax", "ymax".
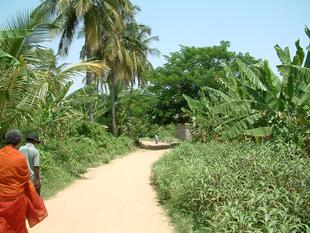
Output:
[
  {"xmin": 152, "ymin": 142, "xmax": 310, "ymax": 232},
  {"xmin": 38, "ymin": 122, "xmax": 135, "ymax": 198}
]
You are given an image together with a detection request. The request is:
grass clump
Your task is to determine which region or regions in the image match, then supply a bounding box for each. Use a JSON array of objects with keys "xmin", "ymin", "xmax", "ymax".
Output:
[
  {"xmin": 151, "ymin": 142, "xmax": 310, "ymax": 232},
  {"xmin": 39, "ymin": 123, "xmax": 135, "ymax": 198}
]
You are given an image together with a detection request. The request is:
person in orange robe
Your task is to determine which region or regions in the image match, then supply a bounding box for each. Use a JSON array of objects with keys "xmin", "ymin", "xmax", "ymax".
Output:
[{"xmin": 0, "ymin": 129, "xmax": 48, "ymax": 233}]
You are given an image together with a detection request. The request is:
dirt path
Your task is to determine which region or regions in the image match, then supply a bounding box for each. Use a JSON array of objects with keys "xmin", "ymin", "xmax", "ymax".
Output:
[{"xmin": 31, "ymin": 149, "xmax": 173, "ymax": 233}]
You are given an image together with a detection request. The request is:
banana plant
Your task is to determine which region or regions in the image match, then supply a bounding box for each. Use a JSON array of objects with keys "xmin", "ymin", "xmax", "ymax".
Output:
[
  {"xmin": 214, "ymin": 58, "xmax": 309, "ymax": 139},
  {"xmin": 185, "ymin": 27, "xmax": 310, "ymax": 140}
]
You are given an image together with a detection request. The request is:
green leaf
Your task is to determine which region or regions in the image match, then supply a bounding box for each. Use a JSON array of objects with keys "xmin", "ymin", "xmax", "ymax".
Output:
[
  {"xmin": 278, "ymin": 65, "xmax": 310, "ymax": 90},
  {"xmin": 287, "ymin": 72, "xmax": 295, "ymax": 101},
  {"xmin": 0, "ymin": 29, "xmax": 32, "ymax": 39},
  {"xmin": 237, "ymin": 60, "xmax": 267, "ymax": 91},
  {"xmin": 245, "ymin": 127, "xmax": 273, "ymax": 137},
  {"xmin": 277, "ymin": 65, "xmax": 301, "ymax": 101},
  {"xmin": 224, "ymin": 66, "xmax": 238, "ymax": 93},
  {"xmin": 242, "ymin": 84, "xmax": 265, "ymax": 103},
  {"xmin": 304, "ymin": 50, "xmax": 310, "ymax": 68},
  {"xmin": 298, "ymin": 82, "xmax": 310, "ymax": 106},
  {"xmin": 213, "ymin": 100, "xmax": 254, "ymax": 115},
  {"xmin": 292, "ymin": 39, "xmax": 305, "ymax": 66},
  {"xmin": 274, "ymin": 44, "xmax": 291, "ymax": 65},
  {"xmin": 222, "ymin": 113, "xmax": 261, "ymax": 139},
  {"xmin": 183, "ymin": 94, "xmax": 206, "ymax": 115},
  {"xmin": 54, "ymin": 81, "xmax": 73, "ymax": 103},
  {"xmin": 0, "ymin": 49, "xmax": 20, "ymax": 65},
  {"xmin": 263, "ymin": 61, "xmax": 281, "ymax": 98},
  {"xmin": 305, "ymin": 26, "xmax": 310, "ymax": 39},
  {"xmin": 205, "ymin": 87, "xmax": 231, "ymax": 101}
]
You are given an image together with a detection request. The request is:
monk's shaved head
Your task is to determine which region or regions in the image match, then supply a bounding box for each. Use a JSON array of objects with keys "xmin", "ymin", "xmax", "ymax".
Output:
[{"xmin": 5, "ymin": 129, "xmax": 22, "ymax": 146}]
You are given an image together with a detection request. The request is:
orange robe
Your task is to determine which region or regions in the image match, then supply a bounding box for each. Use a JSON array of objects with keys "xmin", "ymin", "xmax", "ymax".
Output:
[{"xmin": 0, "ymin": 145, "xmax": 48, "ymax": 233}]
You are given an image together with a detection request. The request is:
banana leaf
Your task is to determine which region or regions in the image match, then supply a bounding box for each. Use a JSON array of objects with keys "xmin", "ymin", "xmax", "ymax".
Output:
[
  {"xmin": 213, "ymin": 100, "xmax": 254, "ymax": 115},
  {"xmin": 245, "ymin": 127, "xmax": 273, "ymax": 137},
  {"xmin": 221, "ymin": 113, "xmax": 261, "ymax": 139},
  {"xmin": 237, "ymin": 60, "xmax": 267, "ymax": 91},
  {"xmin": 275, "ymin": 45, "xmax": 291, "ymax": 65}
]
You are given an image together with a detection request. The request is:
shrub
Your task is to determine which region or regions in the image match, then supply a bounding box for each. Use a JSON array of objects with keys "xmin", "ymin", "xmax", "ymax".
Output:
[
  {"xmin": 38, "ymin": 127, "xmax": 135, "ymax": 198},
  {"xmin": 152, "ymin": 142, "xmax": 310, "ymax": 232}
]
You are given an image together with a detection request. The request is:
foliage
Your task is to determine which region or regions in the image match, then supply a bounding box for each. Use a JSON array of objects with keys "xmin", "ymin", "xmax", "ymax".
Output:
[
  {"xmin": 0, "ymin": 11, "xmax": 106, "ymax": 137},
  {"xmin": 116, "ymin": 88, "xmax": 156, "ymax": 137},
  {"xmin": 146, "ymin": 41, "xmax": 259, "ymax": 124},
  {"xmin": 153, "ymin": 124, "xmax": 176, "ymax": 141},
  {"xmin": 35, "ymin": 0, "xmax": 131, "ymax": 56},
  {"xmin": 0, "ymin": 11, "xmax": 54, "ymax": 134},
  {"xmin": 99, "ymin": 6, "xmax": 159, "ymax": 134},
  {"xmin": 183, "ymin": 92, "xmax": 221, "ymax": 142},
  {"xmin": 36, "ymin": 0, "xmax": 133, "ymax": 121},
  {"xmin": 38, "ymin": 121, "xmax": 135, "ymax": 198},
  {"xmin": 152, "ymin": 142, "xmax": 310, "ymax": 232},
  {"xmin": 114, "ymin": 88, "xmax": 177, "ymax": 140},
  {"xmin": 184, "ymin": 28, "xmax": 310, "ymax": 145}
]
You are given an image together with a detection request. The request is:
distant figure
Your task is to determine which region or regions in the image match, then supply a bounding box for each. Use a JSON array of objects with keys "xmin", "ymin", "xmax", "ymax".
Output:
[
  {"xmin": 155, "ymin": 135, "xmax": 159, "ymax": 144},
  {"xmin": 19, "ymin": 132, "xmax": 42, "ymax": 195},
  {"xmin": 0, "ymin": 129, "xmax": 47, "ymax": 232}
]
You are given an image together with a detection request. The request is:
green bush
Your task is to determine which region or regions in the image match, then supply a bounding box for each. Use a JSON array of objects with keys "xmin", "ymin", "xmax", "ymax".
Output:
[
  {"xmin": 38, "ymin": 125, "xmax": 135, "ymax": 198},
  {"xmin": 155, "ymin": 125, "xmax": 176, "ymax": 141},
  {"xmin": 152, "ymin": 142, "xmax": 310, "ymax": 232}
]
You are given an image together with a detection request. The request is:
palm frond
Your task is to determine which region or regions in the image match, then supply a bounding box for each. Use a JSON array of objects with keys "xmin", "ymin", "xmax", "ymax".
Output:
[{"xmin": 0, "ymin": 29, "xmax": 32, "ymax": 39}]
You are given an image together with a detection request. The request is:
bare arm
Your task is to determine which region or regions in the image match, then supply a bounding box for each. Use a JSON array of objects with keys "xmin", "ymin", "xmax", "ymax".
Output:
[{"xmin": 33, "ymin": 166, "xmax": 40, "ymax": 187}]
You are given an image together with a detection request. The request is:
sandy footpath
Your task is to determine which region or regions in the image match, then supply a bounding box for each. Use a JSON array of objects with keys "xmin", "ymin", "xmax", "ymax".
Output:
[{"xmin": 31, "ymin": 149, "xmax": 173, "ymax": 233}]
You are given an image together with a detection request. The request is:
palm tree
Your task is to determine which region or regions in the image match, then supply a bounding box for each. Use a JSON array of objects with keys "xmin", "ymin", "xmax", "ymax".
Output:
[
  {"xmin": 98, "ymin": 5, "xmax": 159, "ymax": 134},
  {"xmin": 125, "ymin": 23, "xmax": 159, "ymax": 87},
  {"xmin": 35, "ymin": 0, "xmax": 131, "ymax": 121},
  {"xmin": 0, "ymin": 11, "xmax": 54, "ymax": 134},
  {"xmin": 35, "ymin": 58, "xmax": 108, "ymax": 138},
  {"xmin": 0, "ymin": 11, "xmax": 106, "ymax": 135}
]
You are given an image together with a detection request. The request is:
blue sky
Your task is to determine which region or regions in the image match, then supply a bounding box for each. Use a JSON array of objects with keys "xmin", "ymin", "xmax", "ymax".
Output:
[{"xmin": 1, "ymin": 0, "xmax": 309, "ymax": 90}]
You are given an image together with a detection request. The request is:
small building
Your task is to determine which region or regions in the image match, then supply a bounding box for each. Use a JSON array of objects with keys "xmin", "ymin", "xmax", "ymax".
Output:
[{"xmin": 176, "ymin": 123, "xmax": 192, "ymax": 140}]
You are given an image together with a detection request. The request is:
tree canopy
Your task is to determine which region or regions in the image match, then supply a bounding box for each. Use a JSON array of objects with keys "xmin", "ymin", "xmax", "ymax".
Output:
[{"xmin": 146, "ymin": 41, "xmax": 260, "ymax": 124}]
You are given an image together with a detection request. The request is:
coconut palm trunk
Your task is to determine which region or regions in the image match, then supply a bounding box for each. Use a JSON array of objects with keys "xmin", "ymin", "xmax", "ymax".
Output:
[
  {"xmin": 84, "ymin": 14, "xmax": 94, "ymax": 121},
  {"xmin": 109, "ymin": 69, "xmax": 118, "ymax": 135}
]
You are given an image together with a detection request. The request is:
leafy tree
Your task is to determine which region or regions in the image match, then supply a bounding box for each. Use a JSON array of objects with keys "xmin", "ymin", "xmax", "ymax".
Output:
[
  {"xmin": 146, "ymin": 41, "xmax": 259, "ymax": 124},
  {"xmin": 116, "ymin": 88, "xmax": 157, "ymax": 137}
]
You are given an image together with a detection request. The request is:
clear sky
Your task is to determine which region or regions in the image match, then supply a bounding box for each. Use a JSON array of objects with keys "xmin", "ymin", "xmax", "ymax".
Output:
[{"xmin": 1, "ymin": 0, "xmax": 309, "ymax": 91}]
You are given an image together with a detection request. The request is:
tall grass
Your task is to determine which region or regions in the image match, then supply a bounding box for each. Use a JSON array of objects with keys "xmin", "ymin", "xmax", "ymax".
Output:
[{"xmin": 152, "ymin": 142, "xmax": 310, "ymax": 232}]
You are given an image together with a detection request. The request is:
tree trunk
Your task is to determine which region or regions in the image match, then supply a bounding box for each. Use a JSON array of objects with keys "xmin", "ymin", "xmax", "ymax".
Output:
[
  {"xmin": 110, "ymin": 72, "xmax": 118, "ymax": 135},
  {"xmin": 84, "ymin": 16, "xmax": 94, "ymax": 122},
  {"xmin": 86, "ymin": 71, "xmax": 94, "ymax": 121}
]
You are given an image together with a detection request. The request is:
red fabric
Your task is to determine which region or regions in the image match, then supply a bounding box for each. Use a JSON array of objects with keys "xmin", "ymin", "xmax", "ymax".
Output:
[
  {"xmin": 25, "ymin": 182, "xmax": 48, "ymax": 228},
  {"xmin": 0, "ymin": 146, "xmax": 48, "ymax": 233},
  {"xmin": 0, "ymin": 217, "xmax": 14, "ymax": 233},
  {"xmin": 0, "ymin": 195, "xmax": 28, "ymax": 233}
]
